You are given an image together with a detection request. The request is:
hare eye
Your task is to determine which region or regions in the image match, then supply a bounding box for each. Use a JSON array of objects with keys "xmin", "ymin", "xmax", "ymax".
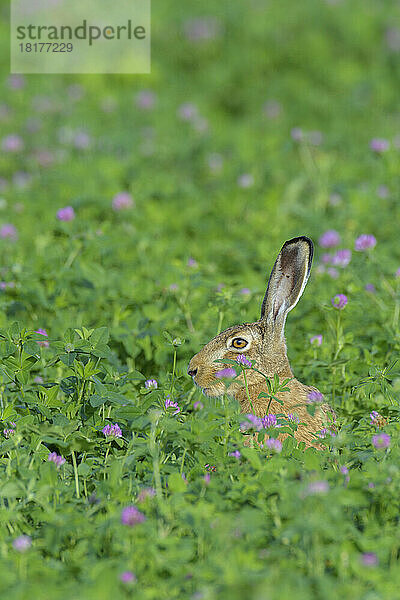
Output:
[{"xmin": 231, "ymin": 338, "xmax": 248, "ymax": 349}]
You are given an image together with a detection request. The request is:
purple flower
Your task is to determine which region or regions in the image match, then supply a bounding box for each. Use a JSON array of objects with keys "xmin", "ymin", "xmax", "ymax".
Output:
[
  {"xmin": 112, "ymin": 192, "xmax": 134, "ymax": 211},
  {"xmin": 240, "ymin": 288, "xmax": 251, "ymax": 296},
  {"xmin": 263, "ymin": 100, "xmax": 282, "ymax": 119},
  {"xmin": 370, "ymin": 138, "xmax": 389, "ymax": 153},
  {"xmin": 34, "ymin": 376, "xmax": 44, "ymax": 384},
  {"xmin": 215, "ymin": 367, "xmax": 236, "ymax": 379},
  {"xmin": 321, "ymin": 253, "xmax": 332, "ymax": 264},
  {"xmin": 341, "ymin": 469, "xmax": 350, "ymax": 484},
  {"xmin": 137, "ymin": 487, "xmax": 156, "ymax": 503},
  {"xmin": 396, "ymin": 268, "xmax": 400, "ymax": 278},
  {"xmin": 327, "ymin": 267, "xmax": 339, "ymax": 279},
  {"xmin": 291, "ymin": 127, "xmax": 303, "ymax": 141},
  {"xmin": 144, "ymin": 379, "xmax": 158, "ymax": 389},
  {"xmin": 35, "ymin": 328, "xmax": 48, "ymax": 337},
  {"xmin": 365, "ymin": 283, "xmax": 376, "ymax": 293},
  {"xmin": 262, "ymin": 414, "xmax": 277, "ymax": 428},
  {"xmin": 386, "ymin": 27, "xmax": 400, "ymax": 51},
  {"xmin": 73, "ymin": 131, "xmax": 91, "ymax": 149},
  {"xmin": 229, "ymin": 450, "xmax": 241, "ymax": 459},
  {"xmin": 241, "ymin": 414, "xmax": 263, "ymax": 431},
  {"xmin": 187, "ymin": 257, "xmax": 197, "ymax": 268},
  {"xmin": 369, "ymin": 411, "xmax": 387, "ymax": 427},
  {"xmin": 331, "ymin": 294, "xmax": 347, "ymax": 310},
  {"xmin": 169, "ymin": 283, "xmax": 178, "ymax": 291},
  {"xmin": 165, "ymin": 396, "xmax": 180, "ymax": 415},
  {"xmin": 236, "ymin": 354, "xmax": 251, "ymax": 367},
  {"xmin": 57, "ymin": 206, "xmax": 75, "ymax": 222},
  {"xmin": 306, "ymin": 480, "xmax": 329, "ymax": 495},
  {"xmin": 35, "ymin": 149, "xmax": 54, "ymax": 168},
  {"xmin": 332, "ymin": 249, "xmax": 351, "ymax": 267},
  {"xmin": 183, "ymin": 17, "xmax": 221, "ymax": 42},
  {"xmin": 3, "ymin": 428, "xmax": 15, "ymax": 438},
  {"xmin": 237, "ymin": 174, "xmax": 254, "ymax": 188},
  {"xmin": 204, "ymin": 473, "xmax": 210, "ymax": 485},
  {"xmin": 264, "ymin": 438, "xmax": 282, "ymax": 453},
  {"xmin": 319, "ymin": 230, "xmax": 340, "ymax": 248},
  {"xmin": 316, "ymin": 428, "xmax": 328, "ymax": 439},
  {"xmin": 372, "ymin": 433, "xmax": 390, "ymax": 449},
  {"xmin": 8, "ymin": 74, "xmax": 25, "ymax": 90},
  {"xmin": 35, "ymin": 328, "xmax": 49, "ymax": 348},
  {"xmin": 355, "ymin": 234, "xmax": 376, "ymax": 251},
  {"xmin": 32, "ymin": 95, "xmax": 55, "ymax": 113},
  {"xmin": 287, "ymin": 413, "xmax": 300, "ymax": 424},
  {"xmin": 310, "ymin": 335, "xmax": 322, "ymax": 346},
  {"xmin": 361, "ymin": 553, "xmax": 378, "ymax": 567},
  {"xmin": 48, "ymin": 452, "xmax": 66, "ymax": 468},
  {"xmin": 12, "ymin": 535, "xmax": 31, "ymax": 552},
  {"xmin": 370, "ymin": 410, "xmax": 380, "ymax": 424},
  {"xmin": 121, "ymin": 505, "xmax": 146, "ymax": 526},
  {"xmin": 120, "ymin": 571, "xmax": 137, "ymax": 584},
  {"xmin": 2, "ymin": 134, "xmax": 24, "ymax": 152},
  {"xmin": 0, "ymin": 224, "xmax": 18, "ymax": 241},
  {"xmin": 377, "ymin": 185, "xmax": 389, "ymax": 198},
  {"xmin": 3, "ymin": 420, "xmax": 16, "ymax": 437},
  {"xmin": 307, "ymin": 390, "xmax": 324, "ymax": 403},
  {"xmin": 102, "ymin": 423, "xmax": 122, "ymax": 438},
  {"xmin": 193, "ymin": 401, "xmax": 204, "ymax": 410},
  {"xmin": 177, "ymin": 103, "xmax": 198, "ymax": 121},
  {"xmin": 135, "ymin": 90, "xmax": 156, "ymax": 110}
]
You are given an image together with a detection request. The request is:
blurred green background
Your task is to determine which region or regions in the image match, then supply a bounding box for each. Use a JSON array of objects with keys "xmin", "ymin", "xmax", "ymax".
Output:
[{"xmin": 0, "ymin": 0, "xmax": 399, "ymax": 385}]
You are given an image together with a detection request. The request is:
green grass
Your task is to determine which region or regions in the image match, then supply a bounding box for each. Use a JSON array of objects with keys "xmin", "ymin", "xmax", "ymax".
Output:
[{"xmin": 1, "ymin": 0, "xmax": 400, "ymax": 598}]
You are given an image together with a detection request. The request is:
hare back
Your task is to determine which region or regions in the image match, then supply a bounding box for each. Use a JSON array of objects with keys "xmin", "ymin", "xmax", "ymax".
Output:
[{"xmin": 237, "ymin": 378, "xmax": 334, "ymax": 448}]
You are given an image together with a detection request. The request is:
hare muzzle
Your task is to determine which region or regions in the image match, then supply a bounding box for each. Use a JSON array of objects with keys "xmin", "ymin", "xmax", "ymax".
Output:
[{"xmin": 187, "ymin": 351, "xmax": 228, "ymax": 396}]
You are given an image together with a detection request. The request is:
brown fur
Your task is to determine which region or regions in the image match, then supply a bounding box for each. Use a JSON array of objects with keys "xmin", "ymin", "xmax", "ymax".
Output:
[{"xmin": 187, "ymin": 237, "xmax": 334, "ymax": 448}]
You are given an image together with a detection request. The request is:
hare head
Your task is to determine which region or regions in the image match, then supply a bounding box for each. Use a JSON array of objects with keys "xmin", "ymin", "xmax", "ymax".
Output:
[{"xmin": 187, "ymin": 236, "xmax": 314, "ymax": 398}]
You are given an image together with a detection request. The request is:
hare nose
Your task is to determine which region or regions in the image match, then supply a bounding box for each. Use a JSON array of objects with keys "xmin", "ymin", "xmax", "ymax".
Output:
[{"xmin": 188, "ymin": 367, "xmax": 198, "ymax": 377}]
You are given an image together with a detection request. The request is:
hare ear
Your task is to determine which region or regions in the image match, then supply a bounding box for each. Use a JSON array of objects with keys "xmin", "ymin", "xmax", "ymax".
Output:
[{"xmin": 260, "ymin": 236, "xmax": 313, "ymax": 333}]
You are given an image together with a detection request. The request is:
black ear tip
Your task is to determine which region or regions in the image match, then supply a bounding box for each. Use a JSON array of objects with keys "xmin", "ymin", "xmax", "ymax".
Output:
[
  {"xmin": 282, "ymin": 236, "xmax": 314, "ymax": 267},
  {"xmin": 285, "ymin": 235, "xmax": 313, "ymax": 250}
]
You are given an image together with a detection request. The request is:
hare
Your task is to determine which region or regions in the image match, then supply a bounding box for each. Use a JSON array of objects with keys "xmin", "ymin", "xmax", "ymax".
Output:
[{"xmin": 187, "ymin": 236, "xmax": 333, "ymax": 447}]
